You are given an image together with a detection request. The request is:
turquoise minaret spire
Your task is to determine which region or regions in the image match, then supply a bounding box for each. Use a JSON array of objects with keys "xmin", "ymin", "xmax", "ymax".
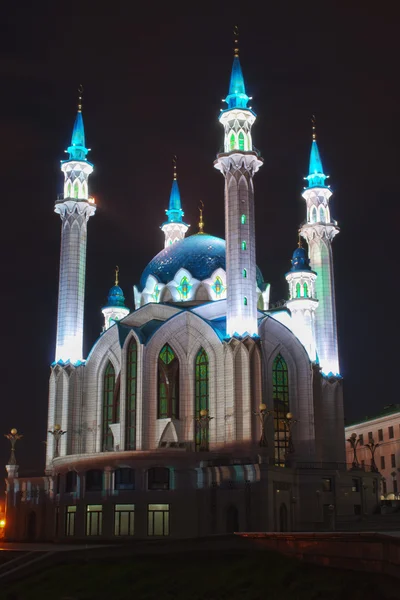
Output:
[
  {"xmin": 306, "ymin": 118, "xmax": 328, "ymax": 188},
  {"xmin": 161, "ymin": 157, "xmax": 189, "ymax": 248},
  {"xmin": 224, "ymin": 53, "xmax": 250, "ymax": 110},
  {"xmin": 67, "ymin": 91, "xmax": 89, "ymax": 161}
]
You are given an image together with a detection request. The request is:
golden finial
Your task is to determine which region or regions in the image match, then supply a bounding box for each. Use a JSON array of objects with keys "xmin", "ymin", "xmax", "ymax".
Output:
[
  {"xmin": 233, "ymin": 25, "xmax": 239, "ymax": 57},
  {"xmin": 115, "ymin": 265, "xmax": 119, "ymax": 286},
  {"xmin": 311, "ymin": 114, "xmax": 316, "ymax": 141},
  {"xmin": 78, "ymin": 84, "xmax": 83, "ymax": 113},
  {"xmin": 298, "ymin": 232, "xmax": 302, "ymax": 248},
  {"xmin": 173, "ymin": 155, "xmax": 177, "ymax": 180},
  {"xmin": 198, "ymin": 200, "xmax": 205, "ymax": 234}
]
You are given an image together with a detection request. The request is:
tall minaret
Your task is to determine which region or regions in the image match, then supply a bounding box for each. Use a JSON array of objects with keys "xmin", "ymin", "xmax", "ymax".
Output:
[
  {"xmin": 54, "ymin": 88, "xmax": 96, "ymax": 364},
  {"xmin": 161, "ymin": 157, "xmax": 189, "ymax": 248},
  {"xmin": 285, "ymin": 240, "xmax": 318, "ymax": 361},
  {"xmin": 214, "ymin": 29, "xmax": 263, "ymax": 337},
  {"xmin": 300, "ymin": 119, "xmax": 340, "ymax": 376}
]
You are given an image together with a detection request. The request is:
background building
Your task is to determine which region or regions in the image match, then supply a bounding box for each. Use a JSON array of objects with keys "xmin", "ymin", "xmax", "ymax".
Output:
[{"xmin": 4, "ymin": 41, "xmax": 379, "ymax": 542}]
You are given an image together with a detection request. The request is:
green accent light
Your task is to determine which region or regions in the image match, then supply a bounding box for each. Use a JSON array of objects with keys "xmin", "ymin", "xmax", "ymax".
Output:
[
  {"xmin": 241, "ymin": 241, "xmax": 247, "ymax": 250},
  {"xmin": 244, "ymin": 297, "xmax": 247, "ymax": 306},
  {"xmin": 211, "ymin": 276, "xmax": 225, "ymax": 297},
  {"xmin": 239, "ymin": 131, "xmax": 245, "ymax": 150},
  {"xmin": 177, "ymin": 276, "xmax": 191, "ymax": 300},
  {"xmin": 241, "ymin": 214, "xmax": 246, "ymax": 225}
]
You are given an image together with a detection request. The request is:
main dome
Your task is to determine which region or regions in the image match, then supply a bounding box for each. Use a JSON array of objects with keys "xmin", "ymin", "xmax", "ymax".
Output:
[{"xmin": 140, "ymin": 233, "xmax": 264, "ymax": 290}]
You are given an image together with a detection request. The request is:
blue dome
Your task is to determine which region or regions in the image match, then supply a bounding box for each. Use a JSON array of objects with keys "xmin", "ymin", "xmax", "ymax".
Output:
[
  {"xmin": 289, "ymin": 247, "xmax": 313, "ymax": 272},
  {"xmin": 105, "ymin": 285, "xmax": 126, "ymax": 308},
  {"xmin": 140, "ymin": 234, "xmax": 264, "ymax": 290}
]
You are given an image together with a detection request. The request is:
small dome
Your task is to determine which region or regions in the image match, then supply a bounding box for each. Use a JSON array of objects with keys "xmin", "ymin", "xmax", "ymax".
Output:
[
  {"xmin": 290, "ymin": 247, "xmax": 312, "ymax": 272},
  {"xmin": 140, "ymin": 233, "xmax": 265, "ymax": 290},
  {"xmin": 105, "ymin": 285, "xmax": 126, "ymax": 308}
]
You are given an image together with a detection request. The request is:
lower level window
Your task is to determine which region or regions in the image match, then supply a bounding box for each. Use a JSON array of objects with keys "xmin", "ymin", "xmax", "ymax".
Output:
[
  {"xmin": 114, "ymin": 504, "xmax": 135, "ymax": 536},
  {"xmin": 86, "ymin": 504, "xmax": 103, "ymax": 536},
  {"xmin": 65, "ymin": 505, "xmax": 76, "ymax": 536},
  {"xmin": 148, "ymin": 503, "xmax": 169, "ymax": 536}
]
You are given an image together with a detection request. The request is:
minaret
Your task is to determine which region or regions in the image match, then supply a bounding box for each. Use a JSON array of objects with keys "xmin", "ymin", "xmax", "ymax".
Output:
[
  {"xmin": 54, "ymin": 87, "xmax": 96, "ymax": 364},
  {"xmin": 214, "ymin": 29, "xmax": 263, "ymax": 337},
  {"xmin": 285, "ymin": 239, "xmax": 318, "ymax": 361},
  {"xmin": 161, "ymin": 157, "xmax": 189, "ymax": 248},
  {"xmin": 102, "ymin": 266, "xmax": 130, "ymax": 331},
  {"xmin": 300, "ymin": 118, "xmax": 340, "ymax": 375}
]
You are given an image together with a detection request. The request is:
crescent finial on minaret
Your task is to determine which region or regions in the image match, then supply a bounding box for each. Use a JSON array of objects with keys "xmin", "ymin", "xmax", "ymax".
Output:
[
  {"xmin": 115, "ymin": 265, "xmax": 119, "ymax": 286},
  {"xmin": 198, "ymin": 200, "xmax": 204, "ymax": 234},
  {"xmin": 78, "ymin": 84, "xmax": 84, "ymax": 113},
  {"xmin": 173, "ymin": 155, "xmax": 177, "ymax": 180},
  {"xmin": 233, "ymin": 25, "xmax": 239, "ymax": 57},
  {"xmin": 311, "ymin": 114, "xmax": 317, "ymax": 141}
]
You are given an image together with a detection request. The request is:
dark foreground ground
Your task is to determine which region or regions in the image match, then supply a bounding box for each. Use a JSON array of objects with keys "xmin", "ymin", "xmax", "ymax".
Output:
[{"xmin": 1, "ymin": 549, "xmax": 399, "ymax": 600}]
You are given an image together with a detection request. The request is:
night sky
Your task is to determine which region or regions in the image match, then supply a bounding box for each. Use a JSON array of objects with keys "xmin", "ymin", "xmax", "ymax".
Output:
[{"xmin": 1, "ymin": 5, "xmax": 398, "ymax": 474}]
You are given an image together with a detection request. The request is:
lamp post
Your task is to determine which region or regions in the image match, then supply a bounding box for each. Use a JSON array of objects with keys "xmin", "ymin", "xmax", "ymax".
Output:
[
  {"xmin": 347, "ymin": 432, "xmax": 361, "ymax": 469},
  {"xmin": 4, "ymin": 429, "xmax": 23, "ymax": 465},
  {"xmin": 253, "ymin": 403, "xmax": 272, "ymax": 447},
  {"xmin": 48, "ymin": 424, "xmax": 66, "ymax": 459},
  {"xmin": 280, "ymin": 412, "xmax": 298, "ymax": 460},
  {"xmin": 195, "ymin": 409, "xmax": 213, "ymax": 452},
  {"xmin": 364, "ymin": 437, "xmax": 380, "ymax": 473}
]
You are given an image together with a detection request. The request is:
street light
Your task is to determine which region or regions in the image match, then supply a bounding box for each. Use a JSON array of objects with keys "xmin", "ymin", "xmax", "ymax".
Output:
[
  {"xmin": 364, "ymin": 437, "xmax": 380, "ymax": 473},
  {"xmin": 346, "ymin": 432, "xmax": 361, "ymax": 469},
  {"xmin": 195, "ymin": 409, "xmax": 213, "ymax": 452},
  {"xmin": 48, "ymin": 424, "xmax": 66, "ymax": 459},
  {"xmin": 4, "ymin": 428, "xmax": 23, "ymax": 465},
  {"xmin": 253, "ymin": 403, "xmax": 272, "ymax": 447}
]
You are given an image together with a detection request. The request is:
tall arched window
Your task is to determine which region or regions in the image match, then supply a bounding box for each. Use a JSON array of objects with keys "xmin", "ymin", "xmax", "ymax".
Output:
[
  {"xmin": 272, "ymin": 354, "xmax": 289, "ymax": 467},
  {"xmin": 319, "ymin": 206, "xmax": 326, "ymax": 223},
  {"xmin": 244, "ymin": 297, "xmax": 248, "ymax": 306},
  {"xmin": 82, "ymin": 181, "xmax": 87, "ymax": 199},
  {"xmin": 238, "ymin": 131, "xmax": 245, "ymax": 151},
  {"xmin": 125, "ymin": 338, "xmax": 137, "ymax": 450},
  {"xmin": 241, "ymin": 241, "xmax": 247, "ymax": 250},
  {"xmin": 303, "ymin": 282, "xmax": 309, "ymax": 298},
  {"xmin": 230, "ymin": 133, "xmax": 236, "ymax": 151},
  {"xmin": 73, "ymin": 181, "xmax": 79, "ymax": 199},
  {"xmin": 241, "ymin": 214, "xmax": 246, "ymax": 225},
  {"xmin": 66, "ymin": 181, "xmax": 72, "ymax": 198},
  {"xmin": 195, "ymin": 348, "xmax": 209, "ymax": 451},
  {"xmin": 158, "ymin": 344, "xmax": 179, "ymax": 419},
  {"xmin": 102, "ymin": 361, "xmax": 118, "ymax": 451},
  {"xmin": 296, "ymin": 282, "xmax": 301, "ymax": 298},
  {"xmin": 311, "ymin": 206, "xmax": 317, "ymax": 223}
]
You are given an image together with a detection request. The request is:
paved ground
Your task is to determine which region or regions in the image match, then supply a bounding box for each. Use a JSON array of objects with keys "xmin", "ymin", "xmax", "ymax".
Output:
[{"xmin": 0, "ymin": 542, "xmax": 114, "ymax": 552}]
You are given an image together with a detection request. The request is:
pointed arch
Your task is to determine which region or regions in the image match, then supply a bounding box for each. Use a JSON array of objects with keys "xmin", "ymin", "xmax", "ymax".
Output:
[
  {"xmin": 311, "ymin": 206, "xmax": 317, "ymax": 223},
  {"xmin": 125, "ymin": 337, "xmax": 137, "ymax": 450},
  {"xmin": 195, "ymin": 348, "xmax": 209, "ymax": 451},
  {"xmin": 73, "ymin": 180, "xmax": 79, "ymax": 199},
  {"xmin": 158, "ymin": 344, "xmax": 179, "ymax": 419},
  {"xmin": 303, "ymin": 282, "xmax": 309, "ymax": 298},
  {"xmin": 296, "ymin": 282, "xmax": 301, "ymax": 298},
  {"xmin": 272, "ymin": 354, "xmax": 289, "ymax": 467},
  {"xmin": 229, "ymin": 132, "xmax": 236, "ymax": 151},
  {"xmin": 243, "ymin": 268, "xmax": 247, "ymax": 278},
  {"xmin": 102, "ymin": 361, "xmax": 118, "ymax": 451},
  {"xmin": 319, "ymin": 206, "xmax": 326, "ymax": 223},
  {"xmin": 66, "ymin": 181, "xmax": 72, "ymax": 198},
  {"xmin": 238, "ymin": 131, "xmax": 245, "ymax": 151},
  {"xmin": 82, "ymin": 181, "xmax": 87, "ymax": 199}
]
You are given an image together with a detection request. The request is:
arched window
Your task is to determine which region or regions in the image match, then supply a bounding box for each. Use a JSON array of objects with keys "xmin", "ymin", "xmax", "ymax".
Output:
[
  {"xmin": 66, "ymin": 181, "xmax": 72, "ymax": 198},
  {"xmin": 102, "ymin": 361, "xmax": 118, "ymax": 451},
  {"xmin": 158, "ymin": 344, "xmax": 179, "ymax": 419},
  {"xmin": 114, "ymin": 468, "xmax": 135, "ymax": 491},
  {"xmin": 73, "ymin": 181, "xmax": 79, "ymax": 199},
  {"xmin": 86, "ymin": 469, "xmax": 103, "ymax": 492},
  {"xmin": 296, "ymin": 282, "xmax": 301, "ymax": 298},
  {"xmin": 230, "ymin": 133, "xmax": 236, "ymax": 151},
  {"xmin": 241, "ymin": 214, "xmax": 246, "ymax": 225},
  {"xmin": 244, "ymin": 297, "xmax": 248, "ymax": 306},
  {"xmin": 82, "ymin": 181, "xmax": 87, "ymax": 199},
  {"xmin": 148, "ymin": 467, "xmax": 170, "ymax": 490},
  {"xmin": 65, "ymin": 471, "xmax": 77, "ymax": 493},
  {"xmin": 241, "ymin": 241, "xmax": 247, "ymax": 250},
  {"xmin": 303, "ymin": 282, "xmax": 309, "ymax": 298},
  {"xmin": 238, "ymin": 131, "xmax": 245, "ymax": 151},
  {"xmin": 311, "ymin": 206, "xmax": 317, "ymax": 223},
  {"xmin": 272, "ymin": 354, "xmax": 289, "ymax": 467},
  {"xmin": 212, "ymin": 276, "xmax": 224, "ymax": 297},
  {"xmin": 195, "ymin": 348, "xmax": 209, "ymax": 452},
  {"xmin": 243, "ymin": 269, "xmax": 247, "ymax": 278},
  {"xmin": 319, "ymin": 206, "xmax": 326, "ymax": 223},
  {"xmin": 125, "ymin": 338, "xmax": 137, "ymax": 450},
  {"xmin": 177, "ymin": 276, "xmax": 191, "ymax": 300}
]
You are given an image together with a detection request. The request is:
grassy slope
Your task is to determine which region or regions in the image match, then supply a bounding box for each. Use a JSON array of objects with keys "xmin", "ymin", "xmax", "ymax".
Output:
[{"xmin": 2, "ymin": 550, "xmax": 399, "ymax": 600}]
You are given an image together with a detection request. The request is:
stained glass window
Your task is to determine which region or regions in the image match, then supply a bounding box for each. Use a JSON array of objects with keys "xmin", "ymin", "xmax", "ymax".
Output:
[
  {"xmin": 311, "ymin": 206, "xmax": 317, "ymax": 223},
  {"xmin": 238, "ymin": 131, "xmax": 245, "ymax": 151},
  {"xmin": 241, "ymin": 214, "xmax": 246, "ymax": 225},
  {"xmin": 177, "ymin": 276, "xmax": 191, "ymax": 300},
  {"xmin": 243, "ymin": 269, "xmax": 247, "ymax": 278},
  {"xmin": 273, "ymin": 354, "xmax": 289, "ymax": 467},
  {"xmin": 230, "ymin": 133, "xmax": 236, "ymax": 151},
  {"xmin": 244, "ymin": 297, "xmax": 248, "ymax": 306},
  {"xmin": 319, "ymin": 206, "xmax": 325, "ymax": 223},
  {"xmin": 102, "ymin": 362, "xmax": 118, "ymax": 451},
  {"xmin": 158, "ymin": 344, "xmax": 179, "ymax": 419},
  {"xmin": 125, "ymin": 339, "xmax": 137, "ymax": 450},
  {"xmin": 303, "ymin": 282, "xmax": 308, "ymax": 298},
  {"xmin": 195, "ymin": 348, "xmax": 209, "ymax": 451},
  {"xmin": 241, "ymin": 241, "xmax": 247, "ymax": 250},
  {"xmin": 296, "ymin": 282, "xmax": 301, "ymax": 298},
  {"xmin": 212, "ymin": 276, "xmax": 224, "ymax": 297},
  {"xmin": 73, "ymin": 181, "xmax": 79, "ymax": 199},
  {"xmin": 67, "ymin": 182, "xmax": 72, "ymax": 198}
]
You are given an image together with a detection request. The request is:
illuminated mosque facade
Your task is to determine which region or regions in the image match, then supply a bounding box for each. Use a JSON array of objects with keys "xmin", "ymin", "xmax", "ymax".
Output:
[{"xmin": 5, "ymin": 41, "xmax": 380, "ymax": 541}]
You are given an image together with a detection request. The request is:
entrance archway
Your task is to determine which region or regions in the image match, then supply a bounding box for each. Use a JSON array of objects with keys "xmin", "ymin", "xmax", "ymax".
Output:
[
  {"xmin": 279, "ymin": 503, "xmax": 288, "ymax": 532},
  {"xmin": 226, "ymin": 505, "xmax": 239, "ymax": 533}
]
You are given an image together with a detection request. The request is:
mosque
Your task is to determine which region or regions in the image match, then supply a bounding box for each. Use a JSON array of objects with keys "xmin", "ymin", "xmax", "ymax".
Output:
[{"xmin": 4, "ymin": 40, "xmax": 380, "ymax": 541}]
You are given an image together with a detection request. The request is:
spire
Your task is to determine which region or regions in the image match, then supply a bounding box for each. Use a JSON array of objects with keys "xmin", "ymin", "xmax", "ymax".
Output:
[
  {"xmin": 223, "ymin": 26, "xmax": 251, "ymax": 111},
  {"xmin": 198, "ymin": 200, "xmax": 204, "ymax": 234},
  {"xmin": 102, "ymin": 267, "xmax": 129, "ymax": 331},
  {"xmin": 67, "ymin": 85, "xmax": 89, "ymax": 161},
  {"xmin": 165, "ymin": 156, "xmax": 185, "ymax": 224},
  {"xmin": 306, "ymin": 116, "xmax": 328, "ymax": 188}
]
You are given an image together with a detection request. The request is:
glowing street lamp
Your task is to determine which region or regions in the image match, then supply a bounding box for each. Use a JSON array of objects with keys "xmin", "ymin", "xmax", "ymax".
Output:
[
  {"xmin": 253, "ymin": 403, "xmax": 272, "ymax": 447},
  {"xmin": 48, "ymin": 424, "xmax": 66, "ymax": 459},
  {"xmin": 195, "ymin": 409, "xmax": 213, "ymax": 452},
  {"xmin": 364, "ymin": 437, "xmax": 380, "ymax": 473},
  {"xmin": 347, "ymin": 432, "xmax": 361, "ymax": 469},
  {"xmin": 4, "ymin": 428, "xmax": 23, "ymax": 465}
]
